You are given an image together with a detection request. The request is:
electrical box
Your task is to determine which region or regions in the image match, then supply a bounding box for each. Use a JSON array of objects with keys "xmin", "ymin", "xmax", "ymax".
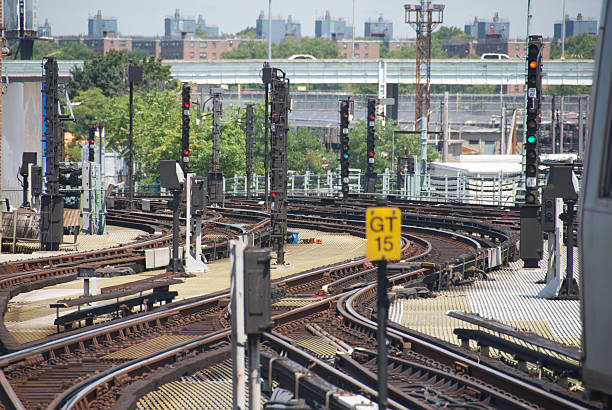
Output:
[
  {"xmin": 30, "ymin": 166, "xmax": 43, "ymax": 196},
  {"xmin": 159, "ymin": 160, "xmax": 185, "ymax": 190},
  {"xmin": 191, "ymin": 177, "xmax": 208, "ymax": 215},
  {"xmin": 20, "ymin": 152, "xmax": 37, "ymax": 177},
  {"xmin": 520, "ymin": 204, "xmax": 542, "ymax": 268},
  {"xmin": 244, "ymin": 248, "xmax": 272, "ymax": 334},
  {"xmin": 541, "ymin": 187, "xmax": 556, "ymax": 233}
]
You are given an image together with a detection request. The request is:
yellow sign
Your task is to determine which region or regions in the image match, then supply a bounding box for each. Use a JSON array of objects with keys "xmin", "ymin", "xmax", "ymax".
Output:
[{"xmin": 366, "ymin": 207, "xmax": 402, "ymax": 261}]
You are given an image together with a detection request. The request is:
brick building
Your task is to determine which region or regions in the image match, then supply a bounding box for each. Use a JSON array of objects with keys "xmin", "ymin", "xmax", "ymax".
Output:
[{"xmin": 336, "ymin": 39, "xmax": 381, "ymax": 59}]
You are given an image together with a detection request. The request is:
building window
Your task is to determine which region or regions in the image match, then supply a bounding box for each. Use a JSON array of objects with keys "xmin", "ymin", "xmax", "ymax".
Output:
[
  {"xmin": 514, "ymin": 85, "xmax": 519, "ymax": 92},
  {"xmin": 343, "ymin": 43, "xmax": 347, "ymax": 49},
  {"xmin": 189, "ymin": 52, "xmax": 194, "ymax": 58},
  {"xmin": 397, "ymin": 43, "xmax": 401, "ymax": 48},
  {"xmin": 354, "ymin": 43, "xmax": 359, "ymax": 49},
  {"xmin": 200, "ymin": 52, "xmax": 207, "ymax": 58},
  {"xmin": 365, "ymin": 53, "xmax": 368, "ymax": 58},
  {"xmin": 119, "ymin": 41, "xmax": 126, "ymax": 47},
  {"xmin": 364, "ymin": 43, "xmax": 368, "ymax": 49},
  {"xmin": 190, "ymin": 41, "xmax": 194, "ymax": 47},
  {"xmin": 109, "ymin": 40, "xmax": 114, "ymax": 45},
  {"xmin": 343, "ymin": 53, "xmax": 347, "ymax": 57},
  {"xmin": 229, "ymin": 41, "xmax": 233, "ymax": 47},
  {"xmin": 469, "ymin": 139, "xmax": 479, "ymax": 145},
  {"xmin": 212, "ymin": 42, "xmax": 216, "ymax": 48},
  {"xmin": 200, "ymin": 41, "xmax": 206, "ymax": 48},
  {"xmin": 355, "ymin": 53, "xmax": 360, "ymax": 58}
]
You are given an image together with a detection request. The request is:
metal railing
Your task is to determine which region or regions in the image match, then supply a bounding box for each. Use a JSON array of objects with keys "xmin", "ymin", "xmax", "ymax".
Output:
[{"xmin": 224, "ymin": 169, "xmax": 523, "ymax": 206}]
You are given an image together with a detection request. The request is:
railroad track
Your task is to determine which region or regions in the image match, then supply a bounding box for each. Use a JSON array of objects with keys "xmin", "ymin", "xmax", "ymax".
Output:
[
  {"xmin": 0, "ymin": 204, "xmax": 487, "ymax": 409},
  {"xmin": 4, "ymin": 199, "xmax": 583, "ymax": 409}
]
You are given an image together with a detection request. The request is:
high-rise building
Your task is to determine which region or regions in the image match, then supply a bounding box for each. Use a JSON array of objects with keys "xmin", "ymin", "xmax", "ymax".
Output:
[
  {"xmin": 88, "ymin": 10, "xmax": 118, "ymax": 38},
  {"xmin": 315, "ymin": 11, "xmax": 353, "ymax": 40},
  {"xmin": 364, "ymin": 15, "xmax": 392, "ymax": 40},
  {"xmin": 464, "ymin": 13, "xmax": 509, "ymax": 40},
  {"xmin": 164, "ymin": 9, "xmax": 219, "ymax": 38},
  {"xmin": 554, "ymin": 13, "xmax": 598, "ymax": 39},
  {"xmin": 255, "ymin": 11, "xmax": 301, "ymax": 44}
]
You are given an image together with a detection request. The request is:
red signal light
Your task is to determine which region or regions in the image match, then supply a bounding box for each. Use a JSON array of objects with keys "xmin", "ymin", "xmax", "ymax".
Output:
[
  {"xmin": 369, "ymin": 151, "xmax": 374, "ymax": 157},
  {"xmin": 369, "ymin": 114, "xmax": 375, "ymax": 120},
  {"xmin": 184, "ymin": 102, "xmax": 190, "ymax": 109},
  {"xmin": 529, "ymin": 60, "xmax": 537, "ymax": 69},
  {"xmin": 271, "ymin": 192, "xmax": 276, "ymax": 198},
  {"xmin": 271, "ymin": 113, "xmax": 276, "ymax": 119},
  {"xmin": 183, "ymin": 149, "xmax": 190, "ymax": 156},
  {"xmin": 89, "ymin": 138, "xmax": 95, "ymax": 145}
]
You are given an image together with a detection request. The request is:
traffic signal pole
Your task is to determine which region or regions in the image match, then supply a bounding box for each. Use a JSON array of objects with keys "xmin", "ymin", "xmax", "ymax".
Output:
[
  {"xmin": 520, "ymin": 35, "xmax": 544, "ymax": 268},
  {"xmin": 339, "ymin": 98, "xmax": 351, "ymax": 198}
]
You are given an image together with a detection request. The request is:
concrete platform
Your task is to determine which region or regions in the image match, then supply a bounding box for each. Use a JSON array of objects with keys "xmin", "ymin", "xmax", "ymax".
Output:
[
  {"xmin": 0, "ymin": 226, "xmax": 148, "ymax": 264},
  {"xmin": 390, "ymin": 242, "xmax": 581, "ymax": 357},
  {"xmin": 5, "ymin": 228, "xmax": 366, "ymax": 344}
]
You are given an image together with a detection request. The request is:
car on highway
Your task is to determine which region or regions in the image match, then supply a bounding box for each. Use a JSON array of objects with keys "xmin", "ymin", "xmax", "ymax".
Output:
[{"xmin": 288, "ymin": 54, "xmax": 317, "ymax": 60}]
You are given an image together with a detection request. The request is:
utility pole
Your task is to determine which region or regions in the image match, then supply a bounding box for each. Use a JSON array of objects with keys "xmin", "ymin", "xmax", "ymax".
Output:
[
  {"xmin": 405, "ymin": 2, "xmax": 444, "ymax": 132},
  {"xmin": 127, "ymin": 61, "xmax": 142, "ymax": 209},
  {"xmin": 268, "ymin": 0, "xmax": 272, "ymax": 60},
  {"xmin": 246, "ymin": 104, "xmax": 254, "ymax": 199}
]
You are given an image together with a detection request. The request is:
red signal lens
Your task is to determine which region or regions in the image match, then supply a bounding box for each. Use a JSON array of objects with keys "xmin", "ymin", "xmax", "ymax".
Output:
[
  {"xmin": 369, "ymin": 151, "xmax": 374, "ymax": 157},
  {"xmin": 183, "ymin": 149, "xmax": 190, "ymax": 156},
  {"xmin": 89, "ymin": 138, "xmax": 95, "ymax": 144},
  {"xmin": 271, "ymin": 192, "xmax": 276, "ymax": 198},
  {"xmin": 529, "ymin": 60, "xmax": 537, "ymax": 69},
  {"xmin": 271, "ymin": 113, "xmax": 276, "ymax": 119},
  {"xmin": 369, "ymin": 114, "xmax": 375, "ymax": 120},
  {"xmin": 184, "ymin": 102, "xmax": 190, "ymax": 109}
]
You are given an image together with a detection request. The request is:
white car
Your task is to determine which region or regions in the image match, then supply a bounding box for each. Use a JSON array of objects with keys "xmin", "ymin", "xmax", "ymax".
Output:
[
  {"xmin": 288, "ymin": 54, "xmax": 316, "ymax": 60},
  {"xmin": 480, "ymin": 53, "xmax": 511, "ymax": 60}
]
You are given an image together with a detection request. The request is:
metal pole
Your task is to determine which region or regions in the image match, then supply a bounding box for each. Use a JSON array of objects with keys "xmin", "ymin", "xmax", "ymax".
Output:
[
  {"xmin": 559, "ymin": 97, "xmax": 564, "ymax": 154},
  {"xmin": 264, "ymin": 83, "xmax": 269, "ymax": 208},
  {"xmin": 248, "ymin": 334, "xmax": 261, "ymax": 410},
  {"xmin": 128, "ymin": 71, "xmax": 134, "ymax": 209},
  {"xmin": 377, "ymin": 259, "xmax": 389, "ymax": 409},
  {"xmin": 501, "ymin": 104, "xmax": 506, "ymax": 155},
  {"xmin": 551, "ymin": 95, "xmax": 556, "ymax": 154},
  {"xmin": 443, "ymin": 91, "xmax": 449, "ymax": 161},
  {"xmin": 578, "ymin": 97, "xmax": 584, "ymax": 158},
  {"xmin": 171, "ymin": 190, "xmax": 181, "ymax": 275},
  {"xmin": 561, "ymin": 0, "xmax": 566, "ymax": 60},
  {"xmin": 352, "ymin": 0, "xmax": 355, "ymax": 58},
  {"xmin": 230, "ymin": 239, "xmax": 247, "ymax": 410},
  {"xmin": 267, "ymin": 0, "xmax": 272, "ymax": 60}
]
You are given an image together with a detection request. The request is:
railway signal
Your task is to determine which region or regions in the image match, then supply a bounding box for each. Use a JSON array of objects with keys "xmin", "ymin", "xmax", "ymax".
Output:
[
  {"xmin": 524, "ymin": 35, "xmax": 543, "ymax": 205},
  {"xmin": 365, "ymin": 97, "xmax": 377, "ymax": 193},
  {"xmin": 87, "ymin": 124, "xmax": 95, "ymax": 162},
  {"xmin": 339, "ymin": 98, "xmax": 351, "ymax": 198},
  {"xmin": 181, "ymin": 84, "xmax": 191, "ymax": 172},
  {"xmin": 520, "ymin": 35, "xmax": 544, "ymax": 268}
]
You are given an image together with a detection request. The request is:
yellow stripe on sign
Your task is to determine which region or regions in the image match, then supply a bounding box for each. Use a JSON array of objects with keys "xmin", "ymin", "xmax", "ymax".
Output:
[{"xmin": 365, "ymin": 207, "xmax": 401, "ymax": 261}]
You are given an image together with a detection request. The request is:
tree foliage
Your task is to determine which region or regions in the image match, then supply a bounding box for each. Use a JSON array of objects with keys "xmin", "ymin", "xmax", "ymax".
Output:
[
  {"xmin": 346, "ymin": 119, "xmax": 437, "ymax": 174},
  {"xmin": 563, "ymin": 34, "xmax": 597, "ymax": 59},
  {"xmin": 29, "ymin": 39, "xmax": 93, "ymax": 60},
  {"xmin": 222, "ymin": 38, "xmax": 338, "ymax": 59},
  {"xmin": 68, "ymin": 50, "xmax": 177, "ymax": 97},
  {"xmin": 235, "ymin": 26, "xmax": 257, "ymax": 38}
]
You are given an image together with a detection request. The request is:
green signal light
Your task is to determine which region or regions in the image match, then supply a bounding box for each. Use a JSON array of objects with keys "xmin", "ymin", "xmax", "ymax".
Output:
[
  {"xmin": 527, "ymin": 135, "xmax": 537, "ymax": 144},
  {"xmin": 343, "ymin": 154, "xmax": 349, "ymax": 159}
]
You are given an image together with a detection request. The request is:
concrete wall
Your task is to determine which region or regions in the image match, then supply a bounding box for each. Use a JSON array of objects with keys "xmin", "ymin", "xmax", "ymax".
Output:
[{"xmin": 1, "ymin": 82, "xmax": 42, "ymax": 207}]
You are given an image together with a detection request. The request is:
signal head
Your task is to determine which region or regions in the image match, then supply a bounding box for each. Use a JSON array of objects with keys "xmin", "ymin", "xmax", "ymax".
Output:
[{"xmin": 525, "ymin": 192, "xmax": 537, "ymax": 204}]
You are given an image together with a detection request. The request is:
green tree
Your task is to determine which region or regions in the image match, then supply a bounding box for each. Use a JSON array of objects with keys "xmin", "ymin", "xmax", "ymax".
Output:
[
  {"xmin": 347, "ymin": 119, "xmax": 437, "ymax": 173},
  {"xmin": 236, "ymin": 26, "xmax": 257, "ymax": 38},
  {"xmin": 30, "ymin": 40, "xmax": 93, "ymax": 60},
  {"xmin": 222, "ymin": 38, "xmax": 339, "ymax": 59},
  {"xmin": 433, "ymin": 26, "xmax": 473, "ymax": 42},
  {"xmin": 68, "ymin": 50, "xmax": 176, "ymax": 97},
  {"xmin": 564, "ymin": 33, "xmax": 597, "ymax": 59}
]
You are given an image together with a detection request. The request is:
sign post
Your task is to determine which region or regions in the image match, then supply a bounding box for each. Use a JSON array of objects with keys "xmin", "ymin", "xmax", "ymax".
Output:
[{"xmin": 365, "ymin": 206, "xmax": 401, "ymax": 409}]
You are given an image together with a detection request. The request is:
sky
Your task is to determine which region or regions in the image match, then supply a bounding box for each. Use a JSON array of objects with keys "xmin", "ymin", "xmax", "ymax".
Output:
[{"xmin": 35, "ymin": 0, "xmax": 603, "ymax": 39}]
